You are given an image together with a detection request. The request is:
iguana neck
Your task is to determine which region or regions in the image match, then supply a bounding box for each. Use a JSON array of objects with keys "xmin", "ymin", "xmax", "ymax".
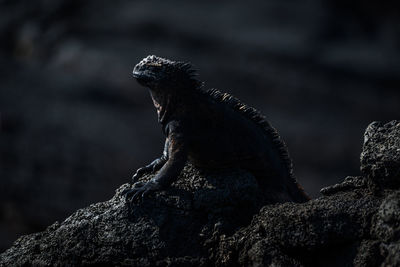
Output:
[
  {"xmin": 149, "ymin": 85, "xmax": 199, "ymax": 126},
  {"xmin": 149, "ymin": 89, "xmax": 175, "ymax": 125}
]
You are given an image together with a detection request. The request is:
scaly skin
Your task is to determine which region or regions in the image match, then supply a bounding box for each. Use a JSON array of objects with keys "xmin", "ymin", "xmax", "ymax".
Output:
[{"xmin": 124, "ymin": 55, "xmax": 310, "ymax": 204}]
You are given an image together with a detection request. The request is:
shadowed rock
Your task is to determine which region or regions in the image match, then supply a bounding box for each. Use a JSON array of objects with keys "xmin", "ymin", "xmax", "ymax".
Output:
[
  {"xmin": 218, "ymin": 120, "xmax": 400, "ymax": 266},
  {"xmin": 0, "ymin": 165, "xmax": 266, "ymax": 266},
  {"xmin": 1, "ymin": 121, "xmax": 399, "ymax": 266},
  {"xmin": 361, "ymin": 121, "xmax": 400, "ymax": 191}
]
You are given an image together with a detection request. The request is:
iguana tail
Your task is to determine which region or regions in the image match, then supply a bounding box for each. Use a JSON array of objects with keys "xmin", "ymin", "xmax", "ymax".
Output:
[{"xmin": 287, "ymin": 178, "xmax": 310, "ymax": 203}]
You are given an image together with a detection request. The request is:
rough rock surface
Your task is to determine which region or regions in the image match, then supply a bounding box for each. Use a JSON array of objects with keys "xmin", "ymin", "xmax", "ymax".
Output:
[
  {"xmin": 361, "ymin": 121, "xmax": 400, "ymax": 191},
  {"xmin": 1, "ymin": 120, "xmax": 400, "ymax": 266},
  {"xmin": 0, "ymin": 166, "xmax": 267, "ymax": 266}
]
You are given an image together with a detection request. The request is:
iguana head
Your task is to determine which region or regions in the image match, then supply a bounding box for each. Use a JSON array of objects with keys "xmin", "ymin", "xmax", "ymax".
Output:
[{"xmin": 132, "ymin": 55, "xmax": 201, "ymax": 90}]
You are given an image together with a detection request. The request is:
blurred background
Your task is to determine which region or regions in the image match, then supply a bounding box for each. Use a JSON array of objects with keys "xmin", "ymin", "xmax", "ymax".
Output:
[{"xmin": 0, "ymin": 0, "xmax": 399, "ymax": 252}]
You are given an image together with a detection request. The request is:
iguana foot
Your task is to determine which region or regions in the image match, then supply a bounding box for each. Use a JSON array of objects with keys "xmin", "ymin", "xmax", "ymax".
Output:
[
  {"xmin": 123, "ymin": 180, "xmax": 162, "ymax": 205},
  {"xmin": 131, "ymin": 158, "xmax": 166, "ymax": 183}
]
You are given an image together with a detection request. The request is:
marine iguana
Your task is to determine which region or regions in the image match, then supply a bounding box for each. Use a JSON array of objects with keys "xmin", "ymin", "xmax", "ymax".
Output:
[{"xmin": 124, "ymin": 55, "xmax": 309, "ymax": 203}]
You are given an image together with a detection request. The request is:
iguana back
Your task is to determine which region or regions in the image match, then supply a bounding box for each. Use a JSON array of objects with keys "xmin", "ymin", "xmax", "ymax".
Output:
[{"xmin": 180, "ymin": 88, "xmax": 309, "ymax": 203}]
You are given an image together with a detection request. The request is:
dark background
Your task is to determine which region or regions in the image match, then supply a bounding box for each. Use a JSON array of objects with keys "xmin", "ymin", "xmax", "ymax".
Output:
[{"xmin": 0, "ymin": 0, "xmax": 399, "ymax": 252}]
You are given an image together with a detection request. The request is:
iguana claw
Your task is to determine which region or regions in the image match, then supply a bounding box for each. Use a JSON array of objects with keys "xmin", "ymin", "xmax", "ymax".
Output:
[
  {"xmin": 123, "ymin": 181, "xmax": 161, "ymax": 205},
  {"xmin": 131, "ymin": 158, "xmax": 167, "ymax": 183},
  {"xmin": 131, "ymin": 167, "xmax": 152, "ymax": 183}
]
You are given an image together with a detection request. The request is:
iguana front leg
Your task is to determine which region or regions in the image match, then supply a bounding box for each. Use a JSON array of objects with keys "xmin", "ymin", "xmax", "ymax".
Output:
[
  {"xmin": 131, "ymin": 139, "xmax": 169, "ymax": 183},
  {"xmin": 125, "ymin": 132, "xmax": 187, "ymax": 202}
]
